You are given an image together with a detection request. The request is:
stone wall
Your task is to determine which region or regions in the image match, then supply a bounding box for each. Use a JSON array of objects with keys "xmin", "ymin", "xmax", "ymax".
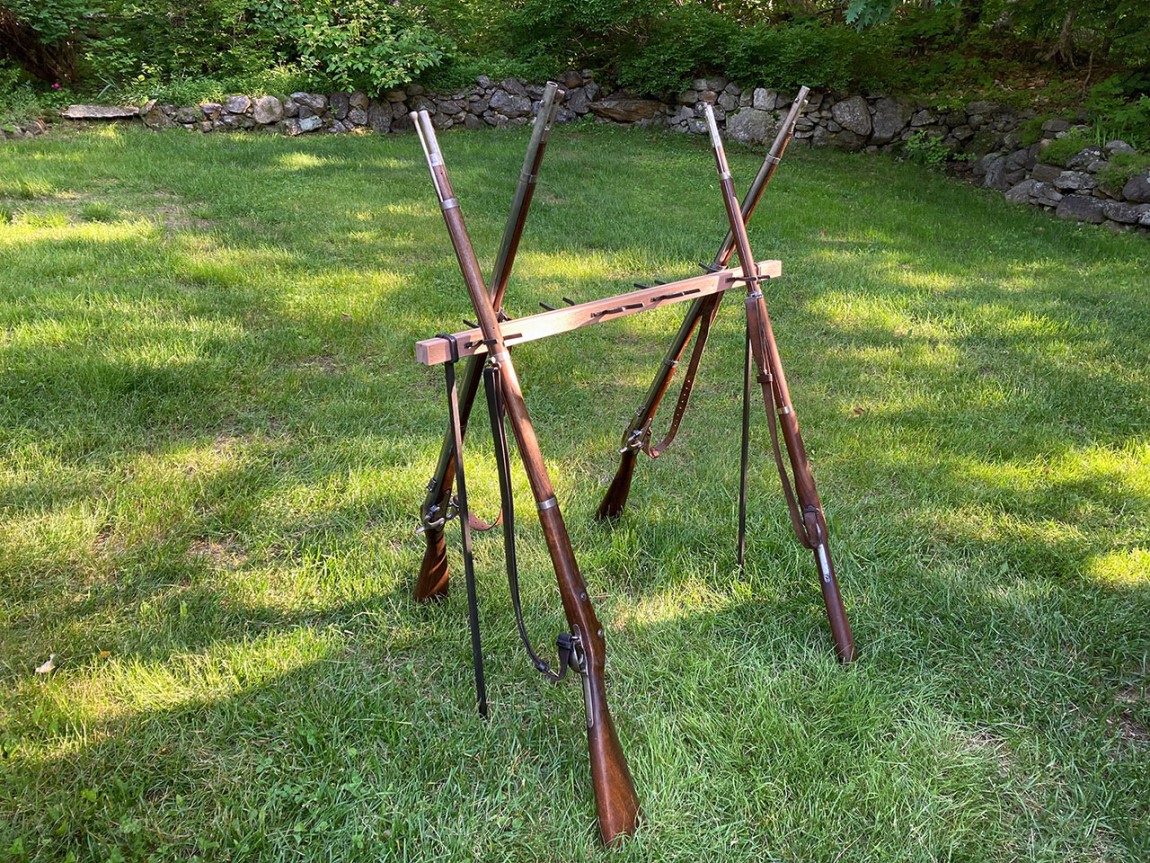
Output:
[
  {"xmin": 0, "ymin": 116, "xmax": 49, "ymax": 139},
  {"xmin": 974, "ymin": 133, "xmax": 1150, "ymax": 230},
  {"xmin": 18, "ymin": 72, "xmax": 1150, "ymax": 234}
]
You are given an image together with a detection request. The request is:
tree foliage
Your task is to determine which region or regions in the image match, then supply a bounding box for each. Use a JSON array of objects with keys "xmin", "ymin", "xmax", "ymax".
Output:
[
  {"xmin": 0, "ymin": 0, "xmax": 1147, "ymax": 101},
  {"xmin": 253, "ymin": 1, "xmax": 449, "ymax": 93}
]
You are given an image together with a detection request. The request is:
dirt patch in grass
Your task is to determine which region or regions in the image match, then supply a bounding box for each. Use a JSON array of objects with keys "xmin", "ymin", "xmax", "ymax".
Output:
[
  {"xmin": 92, "ymin": 522, "xmax": 124, "ymax": 558},
  {"xmin": 152, "ymin": 190, "xmax": 212, "ymax": 231},
  {"xmin": 186, "ymin": 537, "xmax": 247, "ymax": 570},
  {"xmin": 1105, "ymin": 685, "xmax": 1149, "ymax": 749},
  {"xmin": 1116, "ymin": 712, "xmax": 1148, "ymax": 745},
  {"xmin": 295, "ymin": 354, "xmax": 342, "ymax": 375}
]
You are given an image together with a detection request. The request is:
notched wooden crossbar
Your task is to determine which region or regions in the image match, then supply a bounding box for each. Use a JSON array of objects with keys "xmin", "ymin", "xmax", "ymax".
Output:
[{"xmin": 416, "ymin": 260, "xmax": 781, "ymax": 366}]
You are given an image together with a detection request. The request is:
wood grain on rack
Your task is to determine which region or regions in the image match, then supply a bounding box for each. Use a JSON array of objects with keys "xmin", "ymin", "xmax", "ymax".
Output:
[{"xmin": 415, "ymin": 260, "xmax": 781, "ymax": 366}]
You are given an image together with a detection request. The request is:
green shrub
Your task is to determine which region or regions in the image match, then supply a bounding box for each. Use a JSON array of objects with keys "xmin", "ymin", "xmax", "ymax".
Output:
[
  {"xmin": 1082, "ymin": 75, "xmax": 1150, "ymax": 150},
  {"xmin": 251, "ymin": 0, "xmax": 452, "ymax": 94},
  {"xmin": 0, "ymin": 61, "xmax": 48, "ymax": 125},
  {"xmin": 1038, "ymin": 133, "xmax": 1092, "ymax": 166},
  {"xmin": 116, "ymin": 66, "xmax": 321, "ymax": 106},
  {"xmin": 4, "ymin": 1, "xmax": 446, "ymax": 96},
  {"xmin": 726, "ymin": 19, "xmax": 894, "ymax": 92},
  {"xmin": 902, "ymin": 130, "xmax": 950, "ymax": 170},
  {"xmin": 1097, "ymin": 151, "xmax": 1150, "ymax": 195},
  {"xmin": 422, "ymin": 54, "xmax": 552, "ymax": 93},
  {"xmin": 616, "ymin": 6, "xmax": 736, "ymax": 96},
  {"xmin": 1018, "ymin": 117, "xmax": 1046, "ymax": 147}
]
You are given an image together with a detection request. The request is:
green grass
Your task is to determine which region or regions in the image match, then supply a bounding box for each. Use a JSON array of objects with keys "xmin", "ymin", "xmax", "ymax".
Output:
[{"xmin": 1, "ymin": 124, "xmax": 1147, "ymax": 862}]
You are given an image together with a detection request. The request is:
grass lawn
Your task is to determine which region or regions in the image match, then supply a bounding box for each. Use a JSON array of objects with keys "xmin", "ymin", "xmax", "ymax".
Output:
[{"xmin": 1, "ymin": 123, "xmax": 1147, "ymax": 862}]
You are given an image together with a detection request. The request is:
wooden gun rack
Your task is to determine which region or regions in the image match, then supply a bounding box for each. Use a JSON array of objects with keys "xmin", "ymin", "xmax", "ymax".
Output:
[
  {"xmin": 416, "ymin": 260, "xmax": 781, "ymax": 366},
  {"xmin": 410, "ymin": 84, "xmax": 856, "ymax": 845}
]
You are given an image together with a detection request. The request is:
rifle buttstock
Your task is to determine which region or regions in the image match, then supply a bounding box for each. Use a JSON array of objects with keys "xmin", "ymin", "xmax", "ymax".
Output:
[
  {"xmin": 596, "ymin": 450, "xmax": 638, "ymax": 522},
  {"xmin": 414, "ymin": 528, "xmax": 450, "ymax": 601},
  {"xmin": 587, "ymin": 689, "xmax": 641, "ymax": 843}
]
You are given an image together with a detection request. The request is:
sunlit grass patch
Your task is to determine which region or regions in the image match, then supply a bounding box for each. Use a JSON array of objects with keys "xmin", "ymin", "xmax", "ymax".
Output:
[
  {"xmin": 1087, "ymin": 547, "xmax": 1150, "ymax": 588},
  {"xmin": 10, "ymin": 207, "xmax": 70, "ymax": 229},
  {"xmin": 275, "ymin": 152, "xmax": 333, "ymax": 171}
]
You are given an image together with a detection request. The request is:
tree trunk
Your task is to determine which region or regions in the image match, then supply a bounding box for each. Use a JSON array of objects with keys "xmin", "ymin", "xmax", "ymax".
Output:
[
  {"xmin": 1044, "ymin": 8, "xmax": 1078, "ymax": 68},
  {"xmin": 0, "ymin": 9, "xmax": 80, "ymax": 84},
  {"xmin": 1099, "ymin": 15, "xmax": 1118, "ymax": 60}
]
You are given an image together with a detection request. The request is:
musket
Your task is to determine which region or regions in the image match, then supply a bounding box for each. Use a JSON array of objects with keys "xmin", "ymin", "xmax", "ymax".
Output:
[
  {"xmin": 597, "ymin": 87, "xmax": 810, "ymax": 521},
  {"xmin": 412, "ymin": 110, "xmax": 641, "ymax": 843},
  {"xmin": 414, "ymin": 83, "xmax": 563, "ymax": 601},
  {"xmin": 703, "ymin": 104, "xmax": 856, "ymax": 663}
]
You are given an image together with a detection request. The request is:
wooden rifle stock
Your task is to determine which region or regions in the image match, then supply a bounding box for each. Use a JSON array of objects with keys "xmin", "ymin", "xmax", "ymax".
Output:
[
  {"xmin": 596, "ymin": 87, "xmax": 810, "ymax": 521},
  {"xmin": 706, "ymin": 105, "xmax": 856, "ymax": 663},
  {"xmin": 414, "ymin": 83, "xmax": 562, "ymax": 601},
  {"xmin": 596, "ymin": 448, "xmax": 637, "ymax": 521},
  {"xmin": 413, "ymin": 111, "xmax": 640, "ymax": 843}
]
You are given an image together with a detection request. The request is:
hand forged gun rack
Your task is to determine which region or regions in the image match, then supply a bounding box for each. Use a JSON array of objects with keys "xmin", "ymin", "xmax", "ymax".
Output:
[{"xmin": 410, "ymin": 83, "xmax": 857, "ymax": 844}]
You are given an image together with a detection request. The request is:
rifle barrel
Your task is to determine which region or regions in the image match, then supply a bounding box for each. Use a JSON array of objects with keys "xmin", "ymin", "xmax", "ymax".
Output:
[
  {"xmin": 413, "ymin": 84, "xmax": 562, "ymax": 601},
  {"xmin": 413, "ymin": 110, "xmax": 641, "ymax": 842}
]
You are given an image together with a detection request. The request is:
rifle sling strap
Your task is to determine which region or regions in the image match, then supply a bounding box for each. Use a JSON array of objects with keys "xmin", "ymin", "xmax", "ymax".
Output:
[
  {"xmin": 758, "ymin": 362, "xmax": 813, "ymax": 550},
  {"xmin": 645, "ymin": 298, "xmax": 719, "ymax": 459},
  {"xmin": 737, "ymin": 326, "xmax": 752, "ymax": 569},
  {"xmin": 484, "ymin": 362, "xmax": 579, "ymax": 684},
  {"xmin": 439, "ymin": 335, "xmax": 488, "ymax": 717}
]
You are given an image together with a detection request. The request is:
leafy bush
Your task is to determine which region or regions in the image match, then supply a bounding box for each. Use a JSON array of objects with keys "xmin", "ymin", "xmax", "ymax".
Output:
[
  {"xmin": 726, "ymin": 19, "xmax": 896, "ymax": 92},
  {"xmin": 1018, "ymin": 116, "xmax": 1047, "ymax": 147},
  {"xmin": 3, "ymin": 1, "xmax": 450, "ymax": 96},
  {"xmin": 1085, "ymin": 75, "xmax": 1150, "ymax": 150},
  {"xmin": 117, "ymin": 66, "xmax": 321, "ymax": 106},
  {"xmin": 0, "ymin": 0, "xmax": 88, "ymax": 83},
  {"xmin": 497, "ymin": 4, "xmax": 896, "ymax": 97},
  {"xmin": 499, "ymin": 0, "xmax": 664, "ymax": 89},
  {"xmin": 615, "ymin": 6, "xmax": 736, "ymax": 96},
  {"xmin": 252, "ymin": 1, "xmax": 452, "ymax": 94},
  {"xmin": 902, "ymin": 130, "xmax": 950, "ymax": 169},
  {"xmin": 0, "ymin": 60, "xmax": 52, "ymax": 125},
  {"xmin": 3, "ymin": 0, "xmax": 1150, "ymax": 114}
]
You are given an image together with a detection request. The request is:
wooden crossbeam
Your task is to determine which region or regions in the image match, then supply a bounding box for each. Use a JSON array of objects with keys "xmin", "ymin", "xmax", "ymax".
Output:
[{"xmin": 415, "ymin": 260, "xmax": 781, "ymax": 366}]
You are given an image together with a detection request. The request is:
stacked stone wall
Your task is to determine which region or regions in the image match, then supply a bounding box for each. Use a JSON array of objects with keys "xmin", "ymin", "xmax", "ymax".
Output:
[{"xmin": 8, "ymin": 72, "xmax": 1148, "ymax": 234}]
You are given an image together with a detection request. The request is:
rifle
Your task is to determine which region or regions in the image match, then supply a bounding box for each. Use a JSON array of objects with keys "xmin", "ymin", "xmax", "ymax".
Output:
[
  {"xmin": 597, "ymin": 87, "xmax": 810, "ymax": 521},
  {"xmin": 414, "ymin": 82, "xmax": 563, "ymax": 602},
  {"xmin": 412, "ymin": 110, "xmax": 641, "ymax": 844},
  {"xmin": 703, "ymin": 104, "xmax": 856, "ymax": 662}
]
